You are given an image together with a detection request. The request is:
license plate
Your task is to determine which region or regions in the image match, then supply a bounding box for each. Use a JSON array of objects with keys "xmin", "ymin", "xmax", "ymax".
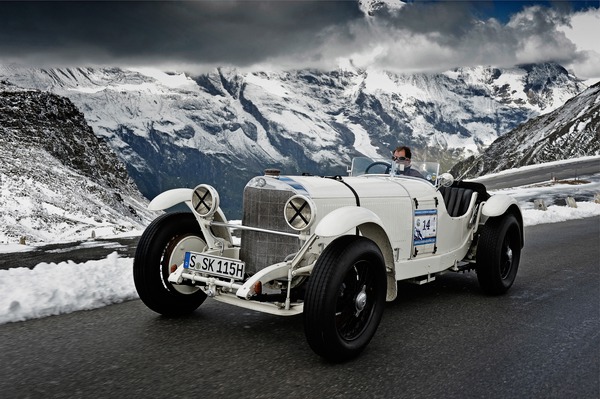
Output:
[{"xmin": 183, "ymin": 252, "xmax": 245, "ymax": 280}]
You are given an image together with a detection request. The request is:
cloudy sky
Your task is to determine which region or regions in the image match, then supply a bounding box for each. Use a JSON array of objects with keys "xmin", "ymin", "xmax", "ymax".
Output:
[{"xmin": 0, "ymin": 1, "xmax": 599, "ymax": 81}]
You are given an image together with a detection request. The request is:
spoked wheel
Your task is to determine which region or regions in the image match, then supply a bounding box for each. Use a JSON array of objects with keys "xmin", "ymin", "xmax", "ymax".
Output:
[
  {"xmin": 304, "ymin": 235, "xmax": 387, "ymax": 362},
  {"xmin": 476, "ymin": 214, "xmax": 522, "ymax": 295},
  {"xmin": 134, "ymin": 212, "xmax": 208, "ymax": 316}
]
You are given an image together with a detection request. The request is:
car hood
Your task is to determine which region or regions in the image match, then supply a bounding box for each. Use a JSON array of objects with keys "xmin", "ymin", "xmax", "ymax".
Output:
[{"xmin": 246, "ymin": 174, "xmax": 436, "ymax": 201}]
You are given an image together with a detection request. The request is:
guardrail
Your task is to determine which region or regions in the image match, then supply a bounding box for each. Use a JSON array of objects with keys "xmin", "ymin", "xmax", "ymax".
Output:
[{"xmin": 469, "ymin": 156, "xmax": 600, "ymax": 190}]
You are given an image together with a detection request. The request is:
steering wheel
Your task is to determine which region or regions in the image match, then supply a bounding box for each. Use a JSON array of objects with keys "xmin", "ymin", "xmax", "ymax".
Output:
[{"xmin": 365, "ymin": 161, "xmax": 391, "ymax": 174}]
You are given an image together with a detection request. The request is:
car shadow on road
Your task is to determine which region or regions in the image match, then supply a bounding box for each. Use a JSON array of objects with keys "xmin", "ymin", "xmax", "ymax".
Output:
[{"xmin": 388, "ymin": 272, "xmax": 482, "ymax": 307}]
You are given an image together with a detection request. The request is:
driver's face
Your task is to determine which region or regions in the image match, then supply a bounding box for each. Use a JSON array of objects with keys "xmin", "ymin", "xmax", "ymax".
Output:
[{"xmin": 393, "ymin": 150, "xmax": 409, "ymax": 165}]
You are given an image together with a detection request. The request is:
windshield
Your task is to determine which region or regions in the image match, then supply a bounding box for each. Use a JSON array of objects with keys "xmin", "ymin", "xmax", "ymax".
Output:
[{"xmin": 349, "ymin": 157, "xmax": 440, "ymax": 185}]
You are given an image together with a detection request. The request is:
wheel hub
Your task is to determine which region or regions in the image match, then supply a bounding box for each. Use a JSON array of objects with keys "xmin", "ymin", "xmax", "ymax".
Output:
[
  {"xmin": 500, "ymin": 244, "xmax": 514, "ymax": 278},
  {"xmin": 505, "ymin": 247, "xmax": 513, "ymax": 263},
  {"xmin": 354, "ymin": 285, "xmax": 368, "ymax": 317},
  {"xmin": 166, "ymin": 234, "xmax": 207, "ymax": 295}
]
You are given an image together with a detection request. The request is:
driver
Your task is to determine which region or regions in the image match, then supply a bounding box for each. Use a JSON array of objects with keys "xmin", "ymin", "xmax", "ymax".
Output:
[{"xmin": 392, "ymin": 146, "xmax": 424, "ymax": 179}]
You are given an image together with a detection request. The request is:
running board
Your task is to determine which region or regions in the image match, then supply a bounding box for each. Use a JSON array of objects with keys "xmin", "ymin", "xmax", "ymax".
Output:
[{"xmin": 407, "ymin": 273, "xmax": 436, "ymax": 285}]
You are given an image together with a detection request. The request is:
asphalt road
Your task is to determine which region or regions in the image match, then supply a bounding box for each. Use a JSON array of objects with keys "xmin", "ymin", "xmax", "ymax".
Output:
[
  {"xmin": 1, "ymin": 217, "xmax": 598, "ymax": 399},
  {"xmin": 0, "ymin": 236, "xmax": 139, "ymax": 270}
]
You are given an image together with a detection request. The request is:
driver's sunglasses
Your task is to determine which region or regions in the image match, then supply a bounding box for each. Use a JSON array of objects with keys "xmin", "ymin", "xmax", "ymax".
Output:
[{"xmin": 392, "ymin": 156, "xmax": 406, "ymax": 161}]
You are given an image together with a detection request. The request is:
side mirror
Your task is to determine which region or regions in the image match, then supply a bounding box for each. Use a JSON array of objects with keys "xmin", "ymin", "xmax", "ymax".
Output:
[{"xmin": 437, "ymin": 173, "xmax": 454, "ymax": 188}]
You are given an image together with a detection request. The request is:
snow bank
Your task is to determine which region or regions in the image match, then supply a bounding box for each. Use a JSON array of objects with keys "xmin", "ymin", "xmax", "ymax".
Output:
[
  {"xmin": 0, "ymin": 252, "xmax": 137, "ymax": 324},
  {"xmin": 522, "ymin": 202, "xmax": 600, "ymax": 225}
]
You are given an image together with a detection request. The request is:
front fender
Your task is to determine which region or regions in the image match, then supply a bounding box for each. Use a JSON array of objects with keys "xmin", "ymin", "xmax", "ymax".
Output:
[
  {"xmin": 481, "ymin": 194, "xmax": 519, "ymax": 217},
  {"xmin": 480, "ymin": 194, "xmax": 524, "ymax": 248},
  {"xmin": 314, "ymin": 206, "xmax": 397, "ymax": 302},
  {"xmin": 314, "ymin": 206, "xmax": 385, "ymax": 237},
  {"xmin": 148, "ymin": 188, "xmax": 193, "ymax": 211},
  {"xmin": 148, "ymin": 188, "xmax": 232, "ymax": 243}
]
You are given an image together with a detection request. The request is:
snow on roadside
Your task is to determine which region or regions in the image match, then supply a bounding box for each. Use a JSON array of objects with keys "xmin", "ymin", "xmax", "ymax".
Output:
[
  {"xmin": 522, "ymin": 202, "xmax": 600, "ymax": 225},
  {"xmin": 0, "ymin": 252, "xmax": 136, "ymax": 325}
]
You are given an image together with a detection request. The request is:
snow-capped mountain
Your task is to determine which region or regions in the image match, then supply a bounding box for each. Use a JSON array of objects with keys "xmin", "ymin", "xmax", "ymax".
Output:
[
  {"xmin": 0, "ymin": 81, "xmax": 154, "ymax": 243},
  {"xmin": 358, "ymin": 0, "xmax": 406, "ymax": 16},
  {"xmin": 0, "ymin": 63, "xmax": 586, "ymax": 217},
  {"xmin": 451, "ymin": 82, "xmax": 600, "ymax": 178}
]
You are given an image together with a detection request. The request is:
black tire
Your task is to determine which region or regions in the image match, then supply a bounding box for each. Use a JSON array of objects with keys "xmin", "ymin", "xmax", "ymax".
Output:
[
  {"xmin": 476, "ymin": 214, "xmax": 522, "ymax": 295},
  {"xmin": 304, "ymin": 235, "xmax": 387, "ymax": 362},
  {"xmin": 134, "ymin": 212, "xmax": 207, "ymax": 316}
]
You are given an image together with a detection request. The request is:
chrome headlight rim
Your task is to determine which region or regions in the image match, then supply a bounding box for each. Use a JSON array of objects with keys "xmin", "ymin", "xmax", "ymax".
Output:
[
  {"xmin": 191, "ymin": 184, "xmax": 220, "ymax": 218},
  {"xmin": 284, "ymin": 195, "xmax": 316, "ymax": 231}
]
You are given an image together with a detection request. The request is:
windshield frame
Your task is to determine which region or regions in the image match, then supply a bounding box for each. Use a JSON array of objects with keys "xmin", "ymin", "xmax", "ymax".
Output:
[{"xmin": 349, "ymin": 156, "xmax": 440, "ymax": 185}]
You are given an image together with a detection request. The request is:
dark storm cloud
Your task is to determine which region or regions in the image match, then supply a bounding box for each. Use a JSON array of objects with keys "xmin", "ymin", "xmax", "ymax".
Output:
[
  {"xmin": 0, "ymin": 0, "xmax": 597, "ymax": 78},
  {"xmin": 372, "ymin": 0, "xmax": 479, "ymax": 37},
  {"xmin": 364, "ymin": 0, "xmax": 571, "ymax": 49},
  {"xmin": 331, "ymin": 1, "xmax": 590, "ymax": 74},
  {"xmin": 0, "ymin": 1, "xmax": 362, "ymax": 67}
]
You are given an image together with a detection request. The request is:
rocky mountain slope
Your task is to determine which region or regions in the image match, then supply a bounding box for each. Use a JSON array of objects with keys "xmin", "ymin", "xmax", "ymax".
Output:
[
  {"xmin": 0, "ymin": 81, "xmax": 153, "ymax": 243},
  {"xmin": 0, "ymin": 63, "xmax": 586, "ymax": 217},
  {"xmin": 450, "ymin": 82, "xmax": 600, "ymax": 178}
]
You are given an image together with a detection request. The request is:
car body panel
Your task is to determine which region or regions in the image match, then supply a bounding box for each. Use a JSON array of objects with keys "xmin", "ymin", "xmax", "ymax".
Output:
[
  {"xmin": 148, "ymin": 188, "xmax": 193, "ymax": 211},
  {"xmin": 481, "ymin": 194, "xmax": 519, "ymax": 217}
]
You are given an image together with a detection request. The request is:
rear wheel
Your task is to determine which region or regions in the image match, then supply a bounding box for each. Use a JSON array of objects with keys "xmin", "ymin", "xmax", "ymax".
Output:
[
  {"xmin": 134, "ymin": 212, "xmax": 208, "ymax": 316},
  {"xmin": 476, "ymin": 214, "xmax": 522, "ymax": 295},
  {"xmin": 304, "ymin": 235, "xmax": 387, "ymax": 362}
]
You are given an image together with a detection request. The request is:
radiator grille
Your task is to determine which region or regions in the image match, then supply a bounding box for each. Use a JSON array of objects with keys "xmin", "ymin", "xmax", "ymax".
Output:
[{"xmin": 240, "ymin": 186, "xmax": 301, "ymax": 275}]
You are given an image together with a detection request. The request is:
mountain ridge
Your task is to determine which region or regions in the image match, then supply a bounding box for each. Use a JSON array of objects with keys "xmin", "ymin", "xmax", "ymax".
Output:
[
  {"xmin": 0, "ymin": 62, "xmax": 588, "ymax": 217},
  {"xmin": 450, "ymin": 82, "xmax": 600, "ymax": 178},
  {"xmin": 0, "ymin": 85, "xmax": 154, "ymax": 243}
]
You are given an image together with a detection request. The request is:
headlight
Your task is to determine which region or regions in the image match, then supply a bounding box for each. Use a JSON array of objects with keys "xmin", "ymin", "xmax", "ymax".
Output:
[
  {"xmin": 191, "ymin": 184, "xmax": 220, "ymax": 217},
  {"xmin": 284, "ymin": 195, "xmax": 316, "ymax": 231}
]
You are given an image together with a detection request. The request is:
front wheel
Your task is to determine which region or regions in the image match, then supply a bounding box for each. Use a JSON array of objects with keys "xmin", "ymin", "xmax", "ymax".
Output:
[
  {"xmin": 304, "ymin": 235, "xmax": 387, "ymax": 362},
  {"xmin": 134, "ymin": 212, "xmax": 208, "ymax": 316},
  {"xmin": 476, "ymin": 214, "xmax": 522, "ymax": 295}
]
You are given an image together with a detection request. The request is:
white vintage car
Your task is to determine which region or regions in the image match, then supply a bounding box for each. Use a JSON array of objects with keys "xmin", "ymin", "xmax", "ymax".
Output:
[{"xmin": 133, "ymin": 157, "xmax": 523, "ymax": 362}]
